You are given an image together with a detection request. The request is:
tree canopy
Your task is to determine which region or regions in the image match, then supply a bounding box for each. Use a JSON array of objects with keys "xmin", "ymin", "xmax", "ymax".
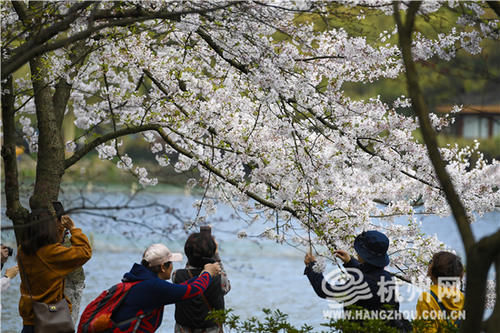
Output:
[{"xmin": 2, "ymin": 0, "xmax": 499, "ymax": 304}]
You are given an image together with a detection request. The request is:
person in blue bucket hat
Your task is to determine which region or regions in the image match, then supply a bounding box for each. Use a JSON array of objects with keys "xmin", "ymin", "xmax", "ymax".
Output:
[
  {"xmin": 304, "ymin": 230, "xmax": 404, "ymax": 326},
  {"xmin": 353, "ymin": 230, "xmax": 390, "ymax": 268}
]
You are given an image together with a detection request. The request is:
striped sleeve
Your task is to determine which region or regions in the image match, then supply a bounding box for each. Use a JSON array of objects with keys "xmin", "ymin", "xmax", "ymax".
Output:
[{"xmin": 181, "ymin": 272, "xmax": 211, "ymax": 300}]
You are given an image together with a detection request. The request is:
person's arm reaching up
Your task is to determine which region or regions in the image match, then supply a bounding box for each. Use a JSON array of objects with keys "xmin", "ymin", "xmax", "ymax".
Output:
[
  {"xmin": 39, "ymin": 216, "xmax": 92, "ymax": 275},
  {"xmin": 149, "ymin": 262, "xmax": 221, "ymax": 306}
]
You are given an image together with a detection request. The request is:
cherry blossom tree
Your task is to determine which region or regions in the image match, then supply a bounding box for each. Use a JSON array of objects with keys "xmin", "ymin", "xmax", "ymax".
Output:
[{"xmin": 2, "ymin": 1, "xmax": 499, "ymax": 331}]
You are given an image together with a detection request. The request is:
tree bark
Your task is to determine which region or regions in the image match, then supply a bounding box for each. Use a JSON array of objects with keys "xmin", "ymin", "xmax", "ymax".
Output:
[
  {"xmin": 485, "ymin": 253, "xmax": 500, "ymax": 332},
  {"xmin": 1, "ymin": 75, "xmax": 29, "ymax": 241},
  {"xmin": 28, "ymin": 56, "xmax": 66, "ymax": 210},
  {"xmin": 464, "ymin": 241, "xmax": 492, "ymax": 332}
]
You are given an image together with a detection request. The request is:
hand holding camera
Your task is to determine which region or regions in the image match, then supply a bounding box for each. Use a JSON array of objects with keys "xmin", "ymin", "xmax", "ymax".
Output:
[
  {"xmin": 1, "ymin": 245, "xmax": 13, "ymax": 265},
  {"xmin": 202, "ymin": 262, "xmax": 221, "ymax": 277},
  {"xmin": 60, "ymin": 215, "xmax": 75, "ymax": 231},
  {"xmin": 304, "ymin": 253, "xmax": 316, "ymax": 265}
]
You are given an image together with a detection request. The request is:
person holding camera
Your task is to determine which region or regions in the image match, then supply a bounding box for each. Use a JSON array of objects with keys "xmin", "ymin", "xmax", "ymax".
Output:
[
  {"xmin": 100, "ymin": 243, "xmax": 221, "ymax": 333},
  {"xmin": 17, "ymin": 209, "xmax": 92, "ymax": 333},
  {"xmin": 2, "ymin": 244, "xmax": 14, "ymax": 269},
  {"xmin": 173, "ymin": 227, "xmax": 231, "ymax": 333},
  {"xmin": 304, "ymin": 230, "xmax": 410, "ymax": 331},
  {"xmin": 53, "ymin": 201, "xmax": 87, "ymax": 326},
  {"xmin": 1, "ymin": 244, "xmax": 19, "ymax": 291}
]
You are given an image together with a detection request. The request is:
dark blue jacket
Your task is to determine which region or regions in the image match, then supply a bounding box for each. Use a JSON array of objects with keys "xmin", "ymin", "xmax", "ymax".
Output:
[
  {"xmin": 111, "ymin": 263, "xmax": 211, "ymax": 332},
  {"xmin": 304, "ymin": 258, "xmax": 399, "ymax": 311}
]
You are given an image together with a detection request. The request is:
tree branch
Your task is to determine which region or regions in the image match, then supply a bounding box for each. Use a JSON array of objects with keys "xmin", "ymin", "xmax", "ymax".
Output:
[
  {"xmin": 65, "ymin": 124, "xmax": 162, "ymax": 169},
  {"xmin": 154, "ymin": 128, "xmax": 300, "ymax": 219},
  {"xmin": 294, "ymin": 55, "xmax": 344, "ymax": 62},
  {"xmin": 11, "ymin": 0, "xmax": 28, "ymax": 21},
  {"xmin": 2, "ymin": 2, "xmax": 243, "ymax": 79},
  {"xmin": 393, "ymin": 1, "xmax": 475, "ymax": 252},
  {"xmin": 2, "ymin": 2, "xmax": 94, "ymax": 78},
  {"xmin": 196, "ymin": 27, "xmax": 249, "ymax": 74}
]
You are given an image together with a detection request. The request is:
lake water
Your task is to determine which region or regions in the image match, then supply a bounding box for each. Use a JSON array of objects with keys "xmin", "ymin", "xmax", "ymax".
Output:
[{"xmin": 1, "ymin": 191, "xmax": 498, "ymax": 332}]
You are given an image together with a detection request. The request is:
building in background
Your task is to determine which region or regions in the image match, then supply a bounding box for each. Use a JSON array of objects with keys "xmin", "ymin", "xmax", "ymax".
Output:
[{"xmin": 436, "ymin": 104, "xmax": 500, "ymax": 139}]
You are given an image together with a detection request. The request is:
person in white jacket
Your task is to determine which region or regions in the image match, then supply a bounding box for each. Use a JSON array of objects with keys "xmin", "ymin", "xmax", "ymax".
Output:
[
  {"xmin": 1, "ymin": 244, "xmax": 19, "ymax": 290},
  {"xmin": 1, "ymin": 266, "xmax": 19, "ymax": 291}
]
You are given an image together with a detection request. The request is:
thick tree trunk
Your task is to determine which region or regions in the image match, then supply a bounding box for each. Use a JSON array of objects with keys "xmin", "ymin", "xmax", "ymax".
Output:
[
  {"xmin": 482, "ymin": 233, "xmax": 500, "ymax": 333},
  {"xmin": 464, "ymin": 242, "xmax": 492, "ymax": 331},
  {"xmin": 28, "ymin": 56, "xmax": 66, "ymax": 210},
  {"xmin": 1, "ymin": 76, "xmax": 29, "ymax": 241},
  {"xmin": 27, "ymin": 54, "xmax": 85, "ymax": 329}
]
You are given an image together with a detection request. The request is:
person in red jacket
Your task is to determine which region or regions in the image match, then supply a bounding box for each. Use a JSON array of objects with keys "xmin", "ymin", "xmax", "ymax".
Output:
[{"xmin": 108, "ymin": 243, "xmax": 221, "ymax": 333}]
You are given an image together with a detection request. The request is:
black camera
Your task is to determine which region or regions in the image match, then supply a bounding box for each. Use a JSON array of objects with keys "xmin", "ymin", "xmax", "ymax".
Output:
[
  {"xmin": 1, "ymin": 244, "xmax": 13, "ymax": 256},
  {"xmin": 200, "ymin": 225, "xmax": 211, "ymax": 236},
  {"xmin": 52, "ymin": 201, "xmax": 64, "ymax": 219}
]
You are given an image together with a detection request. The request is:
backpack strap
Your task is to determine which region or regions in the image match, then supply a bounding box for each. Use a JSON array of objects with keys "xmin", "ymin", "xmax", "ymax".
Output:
[
  {"xmin": 187, "ymin": 269, "xmax": 222, "ymax": 332},
  {"xmin": 17, "ymin": 254, "xmax": 34, "ymax": 301},
  {"xmin": 187, "ymin": 269, "xmax": 213, "ymax": 311},
  {"xmin": 429, "ymin": 290, "xmax": 447, "ymax": 312},
  {"xmin": 114, "ymin": 312, "xmax": 149, "ymax": 333},
  {"xmin": 111, "ymin": 281, "xmax": 154, "ymax": 332},
  {"xmin": 429, "ymin": 290, "xmax": 459, "ymax": 327}
]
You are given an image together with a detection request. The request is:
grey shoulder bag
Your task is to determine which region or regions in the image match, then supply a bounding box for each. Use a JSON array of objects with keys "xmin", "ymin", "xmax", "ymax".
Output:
[{"xmin": 19, "ymin": 253, "xmax": 75, "ymax": 333}]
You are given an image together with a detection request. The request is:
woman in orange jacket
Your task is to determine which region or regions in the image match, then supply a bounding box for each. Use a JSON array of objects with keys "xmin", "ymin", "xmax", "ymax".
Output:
[{"xmin": 17, "ymin": 209, "xmax": 92, "ymax": 333}]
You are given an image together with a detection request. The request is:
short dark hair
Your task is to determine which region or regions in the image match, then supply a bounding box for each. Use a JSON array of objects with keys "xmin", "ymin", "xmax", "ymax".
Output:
[
  {"xmin": 141, "ymin": 259, "xmax": 171, "ymax": 274},
  {"xmin": 430, "ymin": 251, "xmax": 464, "ymax": 280},
  {"xmin": 184, "ymin": 232, "xmax": 216, "ymax": 268},
  {"xmin": 21, "ymin": 209, "xmax": 60, "ymax": 255}
]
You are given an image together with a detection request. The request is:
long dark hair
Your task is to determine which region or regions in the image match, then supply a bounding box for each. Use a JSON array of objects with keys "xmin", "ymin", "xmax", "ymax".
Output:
[
  {"xmin": 21, "ymin": 209, "xmax": 60, "ymax": 255},
  {"xmin": 184, "ymin": 232, "xmax": 216, "ymax": 268}
]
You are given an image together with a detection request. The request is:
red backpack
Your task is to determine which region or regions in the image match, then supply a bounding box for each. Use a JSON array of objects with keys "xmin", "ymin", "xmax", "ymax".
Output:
[{"xmin": 78, "ymin": 281, "xmax": 144, "ymax": 333}]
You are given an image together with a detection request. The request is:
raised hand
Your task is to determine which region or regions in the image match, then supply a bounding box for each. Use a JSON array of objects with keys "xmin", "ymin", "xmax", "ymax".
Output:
[
  {"xmin": 334, "ymin": 250, "xmax": 351, "ymax": 263},
  {"xmin": 202, "ymin": 262, "xmax": 221, "ymax": 277}
]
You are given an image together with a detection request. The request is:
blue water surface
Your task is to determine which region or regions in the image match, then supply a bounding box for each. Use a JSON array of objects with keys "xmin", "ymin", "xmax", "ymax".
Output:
[{"xmin": 1, "ymin": 191, "xmax": 498, "ymax": 332}]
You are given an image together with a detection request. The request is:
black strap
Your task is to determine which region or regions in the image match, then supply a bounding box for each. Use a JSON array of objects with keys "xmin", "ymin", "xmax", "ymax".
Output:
[
  {"xmin": 131, "ymin": 313, "xmax": 147, "ymax": 333},
  {"xmin": 429, "ymin": 290, "xmax": 458, "ymax": 327},
  {"xmin": 18, "ymin": 249, "xmax": 67, "ymax": 304},
  {"xmin": 429, "ymin": 290, "xmax": 447, "ymax": 312},
  {"xmin": 17, "ymin": 252, "xmax": 34, "ymax": 301},
  {"xmin": 187, "ymin": 269, "xmax": 222, "ymax": 331},
  {"xmin": 187, "ymin": 269, "xmax": 213, "ymax": 311}
]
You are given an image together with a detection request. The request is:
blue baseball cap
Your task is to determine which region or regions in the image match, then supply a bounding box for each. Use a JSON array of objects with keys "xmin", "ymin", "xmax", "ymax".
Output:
[{"xmin": 353, "ymin": 230, "xmax": 390, "ymax": 267}]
